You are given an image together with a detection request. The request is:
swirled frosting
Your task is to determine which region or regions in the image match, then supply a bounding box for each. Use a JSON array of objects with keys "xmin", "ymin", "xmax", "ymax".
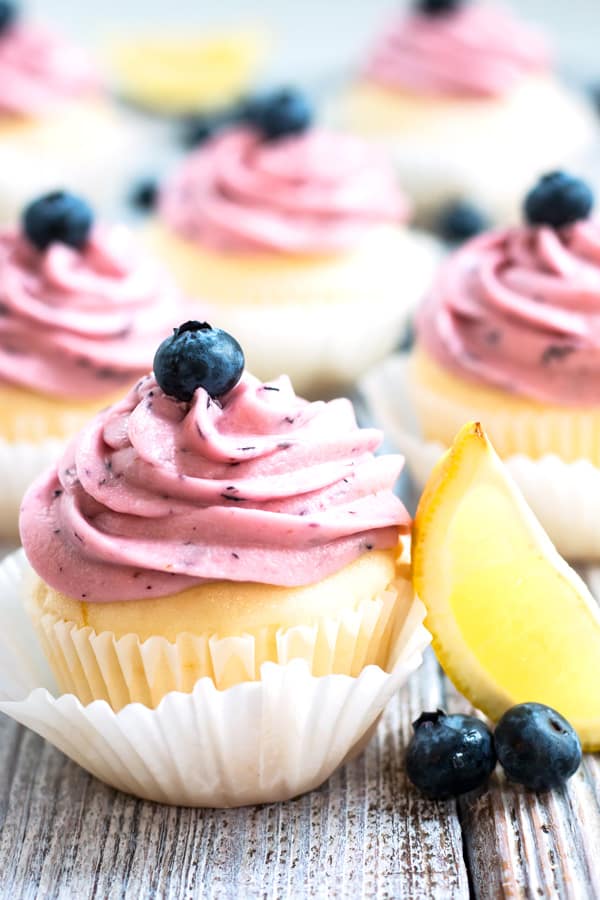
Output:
[
  {"xmin": 0, "ymin": 22, "xmax": 98, "ymax": 117},
  {"xmin": 417, "ymin": 221, "xmax": 600, "ymax": 406},
  {"xmin": 0, "ymin": 226, "xmax": 184, "ymax": 399},
  {"xmin": 159, "ymin": 127, "xmax": 409, "ymax": 254},
  {"xmin": 363, "ymin": 4, "xmax": 549, "ymax": 99},
  {"xmin": 20, "ymin": 372, "xmax": 410, "ymax": 601}
]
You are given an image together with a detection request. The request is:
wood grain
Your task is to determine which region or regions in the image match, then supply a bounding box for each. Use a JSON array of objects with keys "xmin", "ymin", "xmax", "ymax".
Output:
[{"xmin": 0, "ymin": 612, "xmax": 598, "ymax": 897}]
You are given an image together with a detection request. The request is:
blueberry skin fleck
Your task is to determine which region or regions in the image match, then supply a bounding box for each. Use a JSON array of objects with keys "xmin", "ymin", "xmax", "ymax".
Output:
[
  {"xmin": 153, "ymin": 321, "xmax": 245, "ymax": 402},
  {"xmin": 406, "ymin": 709, "xmax": 496, "ymax": 800},
  {"xmin": 436, "ymin": 201, "xmax": 489, "ymax": 244},
  {"xmin": 417, "ymin": 0, "xmax": 464, "ymax": 16},
  {"xmin": 524, "ymin": 172, "xmax": 594, "ymax": 229},
  {"xmin": 23, "ymin": 191, "xmax": 94, "ymax": 251},
  {"xmin": 494, "ymin": 703, "xmax": 582, "ymax": 792},
  {"xmin": 245, "ymin": 87, "xmax": 313, "ymax": 142},
  {"xmin": 0, "ymin": 1, "xmax": 18, "ymax": 34}
]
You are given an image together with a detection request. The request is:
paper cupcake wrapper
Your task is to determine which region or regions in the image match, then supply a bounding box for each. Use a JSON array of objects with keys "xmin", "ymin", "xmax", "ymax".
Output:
[
  {"xmin": 361, "ymin": 355, "xmax": 600, "ymax": 561},
  {"xmin": 0, "ymin": 436, "xmax": 65, "ymax": 539},
  {"xmin": 0, "ymin": 551, "xmax": 430, "ymax": 807},
  {"xmin": 27, "ymin": 576, "xmax": 405, "ymax": 709}
]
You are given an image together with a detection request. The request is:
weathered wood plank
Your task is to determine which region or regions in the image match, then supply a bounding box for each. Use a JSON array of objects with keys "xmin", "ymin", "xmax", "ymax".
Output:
[{"xmin": 0, "ymin": 650, "xmax": 469, "ymax": 899}]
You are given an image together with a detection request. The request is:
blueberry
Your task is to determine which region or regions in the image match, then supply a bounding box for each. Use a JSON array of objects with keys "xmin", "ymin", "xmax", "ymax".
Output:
[
  {"xmin": 524, "ymin": 172, "xmax": 594, "ymax": 229},
  {"xmin": 417, "ymin": 0, "xmax": 464, "ymax": 15},
  {"xmin": 153, "ymin": 321, "xmax": 245, "ymax": 402},
  {"xmin": 22, "ymin": 191, "xmax": 93, "ymax": 252},
  {"xmin": 245, "ymin": 87, "xmax": 313, "ymax": 142},
  {"xmin": 179, "ymin": 114, "xmax": 218, "ymax": 149},
  {"xmin": 406, "ymin": 709, "xmax": 496, "ymax": 800},
  {"xmin": 436, "ymin": 201, "xmax": 489, "ymax": 244},
  {"xmin": 0, "ymin": 1, "xmax": 18, "ymax": 35},
  {"xmin": 494, "ymin": 703, "xmax": 582, "ymax": 792},
  {"xmin": 129, "ymin": 178, "xmax": 158, "ymax": 212}
]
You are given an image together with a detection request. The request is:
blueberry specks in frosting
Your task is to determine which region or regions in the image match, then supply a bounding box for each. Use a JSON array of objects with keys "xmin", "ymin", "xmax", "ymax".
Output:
[
  {"xmin": 20, "ymin": 371, "xmax": 410, "ymax": 602},
  {"xmin": 417, "ymin": 216, "xmax": 600, "ymax": 406}
]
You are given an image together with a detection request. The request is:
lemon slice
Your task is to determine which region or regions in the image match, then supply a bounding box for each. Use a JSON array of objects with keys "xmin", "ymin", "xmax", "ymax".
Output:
[
  {"xmin": 412, "ymin": 421, "xmax": 600, "ymax": 750},
  {"xmin": 107, "ymin": 29, "xmax": 268, "ymax": 113}
]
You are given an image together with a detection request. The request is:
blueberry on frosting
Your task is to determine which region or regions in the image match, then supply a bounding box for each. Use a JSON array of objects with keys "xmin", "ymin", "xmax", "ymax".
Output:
[
  {"xmin": 246, "ymin": 87, "xmax": 313, "ymax": 141},
  {"xmin": 417, "ymin": 0, "xmax": 465, "ymax": 16},
  {"xmin": 0, "ymin": 1, "xmax": 18, "ymax": 35},
  {"xmin": 436, "ymin": 200, "xmax": 489, "ymax": 243},
  {"xmin": 153, "ymin": 321, "xmax": 245, "ymax": 402},
  {"xmin": 23, "ymin": 191, "xmax": 94, "ymax": 251},
  {"xmin": 524, "ymin": 172, "xmax": 594, "ymax": 229}
]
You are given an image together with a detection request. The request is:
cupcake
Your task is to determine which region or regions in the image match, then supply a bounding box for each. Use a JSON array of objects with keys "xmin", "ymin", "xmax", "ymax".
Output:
[
  {"xmin": 19, "ymin": 321, "xmax": 416, "ymax": 712},
  {"xmin": 338, "ymin": 0, "xmax": 596, "ymax": 223},
  {"xmin": 363, "ymin": 172, "xmax": 600, "ymax": 558},
  {"xmin": 0, "ymin": 3, "xmax": 139, "ymax": 222},
  {"xmin": 0, "ymin": 190, "xmax": 187, "ymax": 535},
  {"xmin": 148, "ymin": 88, "xmax": 439, "ymax": 396}
]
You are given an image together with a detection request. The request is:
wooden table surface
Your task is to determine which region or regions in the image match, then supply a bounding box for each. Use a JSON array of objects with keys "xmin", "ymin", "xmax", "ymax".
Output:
[{"xmin": 1, "ymin": 579, "xmax": 599, "ymax": 899}]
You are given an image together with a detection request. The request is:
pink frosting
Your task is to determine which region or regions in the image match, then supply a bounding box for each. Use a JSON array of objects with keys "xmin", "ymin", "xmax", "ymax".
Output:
[
  {"xmin": 160, "ymin": 127, "xmax": 409, "ymax": 254},
  {"xmin": 0, "ymin": 22, "xmax": 98, "ymax": 117},
  {"xmin": 364, "ymin": 4, "xmax": 549, "ymax": 99},
  {"xmin": 20, "ymin": 372, "xmax": 410, "ymax": 601},
  {"xmin": 0, "ymin": 226, "xmax": 186, "ymax": 400},
  {"xmin": 417, "ymin": 221, "xmax": 600, "ymax": 406}
]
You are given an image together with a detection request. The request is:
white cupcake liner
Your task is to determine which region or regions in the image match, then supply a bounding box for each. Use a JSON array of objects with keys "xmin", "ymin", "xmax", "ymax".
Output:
[
  {"xmin": 361, "ymin": 355, "xmax": 600, "ymax": 560},
  {"xmin": 0, "ymin": 436, "xmax": 65, "ymax": 539},
  {"xmin": 0, "ymin": 550, "xmax": 430, "ymax": 807}
]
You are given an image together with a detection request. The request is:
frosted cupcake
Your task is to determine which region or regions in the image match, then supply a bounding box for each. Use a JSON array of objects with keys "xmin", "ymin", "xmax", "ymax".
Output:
[
  {"xmin": 339, "ymin": 0, "xmax": 596, "ymax": 223},
  {"xmin": 149, "ymin": 89, "xmax": 439, "ymax": 396},
  {"xmin": 0, "ymin": 190, "xmax": 186, "ymax": 535},
  {"xmin": 0, "ymin": 3, "xmax": 139, "ymax": 222},
  {"xmin": 20, "ymin": 321, "xmax": 415, "ymax": 711}
]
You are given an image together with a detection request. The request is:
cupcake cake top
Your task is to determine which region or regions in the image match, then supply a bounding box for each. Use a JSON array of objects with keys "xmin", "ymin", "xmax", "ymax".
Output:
[
  {"xmin": 363, "ymin": 0, "xmax": 549, "ymax": 99},
  {"xmin": 20, "ymin": 322, "xmax": 410, "ymax": 602},
  {"xmin": 417, "ymin": 173, "xmax": 600, "ymax": 406},
  {"xmin": 160, "ymin": 88, "xmax": 409, "ymax": 255},
  {"xmin": 0, "ymin": 191, "xmax": 184, "ymax": 400},
  {"xmin": 0, "ymin": 4, "xmax": 98, "ymax": 117}
]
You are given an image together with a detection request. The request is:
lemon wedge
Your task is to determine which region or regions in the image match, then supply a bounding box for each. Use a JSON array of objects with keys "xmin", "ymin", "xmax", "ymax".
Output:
[
  {"xmin": 412, "ymin": 421, "xmax": 600, "ymax": 750},
  {"xmin": 107, "ymin": 29, "xmax": 268, "ymax": 113}
]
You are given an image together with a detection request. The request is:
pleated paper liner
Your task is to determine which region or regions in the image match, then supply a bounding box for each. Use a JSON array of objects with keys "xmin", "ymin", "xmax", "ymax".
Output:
[
  {"xmin": 361, "ymin": 354, "xmax": 600, "ymax": 560},
  {"xmin": 26, "ymin": 572, "xmax": 408, "ymax": 710},
  {"xmin": 0, "ymin": 550, "xmax": 430, "ymax": 807}
]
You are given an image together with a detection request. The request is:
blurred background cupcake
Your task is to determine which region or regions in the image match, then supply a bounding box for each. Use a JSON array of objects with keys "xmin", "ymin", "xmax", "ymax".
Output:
[
  {"xmin": 337, "ymin": 0, "xmax": 597, "ymax": 224},
  {"xmin": 20, "ymin": 322, "xmax": 416, "ymax": 709},
  {"xmin": 0, "ymin": 1, "xmax": 141, "ymax": 222},
  {"xmin": 147, "ymin": 88, "xmax": 440, "ymax": 396},
  {"xmin": 0, "ymin": 190, "xmax": 188, "ymax": 534}
]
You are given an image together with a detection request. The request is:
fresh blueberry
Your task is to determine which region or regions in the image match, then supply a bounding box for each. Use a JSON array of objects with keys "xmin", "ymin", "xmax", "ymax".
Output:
[
  {"xmin": 524, "ymin": 172, "xmax": 594, "ymax": 229},
  {"xmin": 129, "ymin": 178, "xmax": 158, "ymax": 212},
  {"xmin": 179, "ymin": 114, "xmax": 219, "ymax": 149},
  {"xmin": 22, "ymin": 191, "xmax": 94, "ymax": 252},
  {"xmin": 0, "ymin": 1, "xmax": 18, "ymax": 35},
  {"xmin": 153, "ymin": 321, "xmax": 245, "ymax": 402},
  {"xmin": 246, "ymin": 87, "xmax": 313, "ymax": 141},
  {"xmin": 417, "ymin": 0, "xmax": 464, "ymax": 15},
  {"xmin": 436, "ymin": 201, "xmax": 489, "ymax": 243},
  {"xmin": 494, "ymin": 703, "xmax": 582, "ymax": 792},
  {"xmin": 406, "ymin": 709, "xmax": 496, "ymax": 800}
]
